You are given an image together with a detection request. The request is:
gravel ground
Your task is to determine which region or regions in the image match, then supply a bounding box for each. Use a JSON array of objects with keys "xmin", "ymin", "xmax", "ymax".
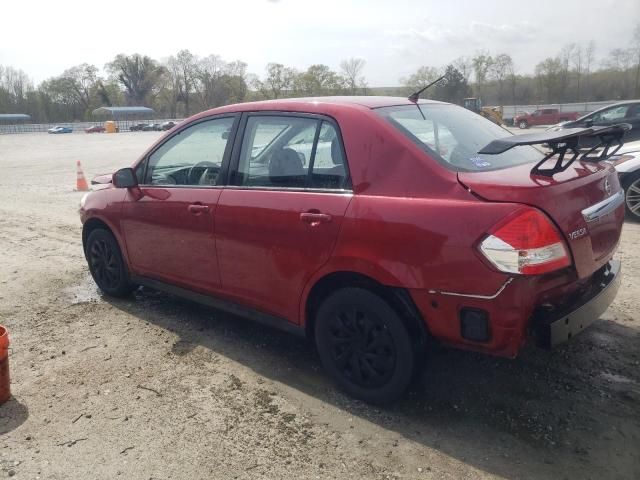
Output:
[{"xmin": 0, "ymin": 132, "xmax": 639, "ymax": 480}]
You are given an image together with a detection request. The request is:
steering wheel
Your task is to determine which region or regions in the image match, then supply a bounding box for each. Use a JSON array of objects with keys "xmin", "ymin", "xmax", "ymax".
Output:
[{"xmin": 187, "ymin": 161, "xmax": 220, "ymax": 185}]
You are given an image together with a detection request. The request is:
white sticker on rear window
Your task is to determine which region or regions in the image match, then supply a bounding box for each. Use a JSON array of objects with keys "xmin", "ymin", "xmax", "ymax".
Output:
[{"xmin": 468, "ymin": 156, "xmax": 491, "ymax": 168}]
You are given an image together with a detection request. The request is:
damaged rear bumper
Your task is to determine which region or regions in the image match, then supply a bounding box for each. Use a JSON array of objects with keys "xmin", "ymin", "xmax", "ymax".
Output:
[{"xmin": 535, "ymin": 260, "xmax": 621, "ymax": 348}]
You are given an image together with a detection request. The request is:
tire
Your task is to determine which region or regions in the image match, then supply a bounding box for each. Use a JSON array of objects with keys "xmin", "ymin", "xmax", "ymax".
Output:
[
  {"xmin": 314, "ymin": 287, "xmax": 415, "ymax": 404},
  {"xmin": 85, "ymin": 229, "xmax": 133, "ymax": 297},
  {"xmin": 518, "ymin": 120, "xmax": 528, "ymax": 129},
  {"xmin": 623, "ymin": 171, "xmax": 640, "ymax": 221}
]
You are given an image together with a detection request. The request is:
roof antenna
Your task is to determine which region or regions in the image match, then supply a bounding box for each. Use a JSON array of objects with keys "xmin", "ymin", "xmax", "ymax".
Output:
[{"xmin": 408, "ymin": 74, "xmax": 447, "ymax": 103}]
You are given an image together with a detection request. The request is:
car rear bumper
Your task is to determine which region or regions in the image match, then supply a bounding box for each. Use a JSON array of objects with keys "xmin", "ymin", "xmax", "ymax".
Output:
[
  {"xmin": 533, "ymin": 260, "xmax": 621, "ymax": 348},
  {"xmin": 409, "ymin": 260, "xmax": 621, "ymax": 358}
]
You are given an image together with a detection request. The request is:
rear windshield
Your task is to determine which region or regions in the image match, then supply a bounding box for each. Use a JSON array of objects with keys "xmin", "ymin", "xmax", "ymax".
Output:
[{"xmin": 376, "ymin": 104, "xmax": 545, "ymax": 172}]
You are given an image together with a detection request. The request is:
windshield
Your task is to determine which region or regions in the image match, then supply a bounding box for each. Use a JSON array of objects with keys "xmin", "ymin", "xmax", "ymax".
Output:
[{"xmin": 376, "ymin": 104, "xmax": 545, "ymax": 172}]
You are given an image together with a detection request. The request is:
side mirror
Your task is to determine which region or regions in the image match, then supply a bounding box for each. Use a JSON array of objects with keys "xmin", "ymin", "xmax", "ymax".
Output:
[
  {"xmin": 584, "ymin": 119, "xmax": 593, "ymax": 128},
  {"xmin": 221, "ymin": 130, "xmax": 230, "ymax": 140},
  {"xmin": 112, "ymin": 167, "xmax": 138, "ymax": 188}
]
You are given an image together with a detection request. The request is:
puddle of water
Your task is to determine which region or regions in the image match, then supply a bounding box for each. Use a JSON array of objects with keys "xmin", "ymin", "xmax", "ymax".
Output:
[
  {"xmin": 599, "ymin": 372, "xmax": 636, "ymax": 385},
  {"xmin": 62, "ymin": 274, "xmax": 102, "ymax": 305}
]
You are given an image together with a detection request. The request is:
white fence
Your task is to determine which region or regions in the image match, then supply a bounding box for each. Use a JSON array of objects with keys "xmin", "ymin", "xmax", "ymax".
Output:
[{"xmin": 0, "ymin": 119, "xmax": 185, "ymax": 134}]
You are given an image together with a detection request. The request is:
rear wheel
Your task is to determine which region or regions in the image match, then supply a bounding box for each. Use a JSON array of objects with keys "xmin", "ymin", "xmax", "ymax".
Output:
[
  {"xmin": 623, "ymin": 172, "xmax": 640, "ymax": 220},
  {"xmin": 86, "ymin": 229, "xmax": 133, "ymax": 297},
  {"xmin": 314, "ymin": 287, "xmax": 415, "ymax": 404},
  {"xmin": 518, "ymin": 120, "xmax": 528, "ymax": 129}
]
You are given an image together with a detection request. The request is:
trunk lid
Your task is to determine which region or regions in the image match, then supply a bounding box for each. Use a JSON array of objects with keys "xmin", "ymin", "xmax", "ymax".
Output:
[{"xmin": 458, "ymin": 161, "xmax": 624, "ymax": 279}]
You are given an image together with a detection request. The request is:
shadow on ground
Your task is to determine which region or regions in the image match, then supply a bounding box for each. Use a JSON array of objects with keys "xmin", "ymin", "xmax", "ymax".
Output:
[
  {"xmin": 0, "ymin": 396, "xmax": 29, "ymax": 435},
  {"xmin": 107, "ymin": 286, "xmax": 640, "ymax": 479}
]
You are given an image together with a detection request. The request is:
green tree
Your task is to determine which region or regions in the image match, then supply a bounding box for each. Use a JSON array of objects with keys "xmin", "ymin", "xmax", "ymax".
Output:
[
  {"xmin": 401, "ymin": 66, "xmax": 439, "ymax": 97},
  {"xmin": 106, "ymin": 54, "xmax": 165, "ymax": 106},
  {"xmin": 434, "ymin": 65, "xmax": 470, "ymax": 104},
  {"xmin": 472, "ymin": 52, "xmax": 493, "ymax": 97},
  {"xmin": 535, "ymin": 57, "xmax": 564, "ymax": 102}
]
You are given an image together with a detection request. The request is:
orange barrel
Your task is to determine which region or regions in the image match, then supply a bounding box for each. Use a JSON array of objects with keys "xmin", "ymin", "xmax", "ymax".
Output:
[{"xmin": 0, "ymin": 325, "xmax": 9, "ymax": 404}]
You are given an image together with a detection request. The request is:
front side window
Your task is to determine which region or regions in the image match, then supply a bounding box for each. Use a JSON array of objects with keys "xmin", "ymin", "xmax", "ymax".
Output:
[
  {"xmin": 377, "ymin": 104, "xmax": 545, "ymax": 172},
  {"xmin": 233, "ymin": 115, "xmax": 348, "ymax": 189},
  {"xmin": 145, "ymin": 116, "xmax": 235, "ymax": 186}
]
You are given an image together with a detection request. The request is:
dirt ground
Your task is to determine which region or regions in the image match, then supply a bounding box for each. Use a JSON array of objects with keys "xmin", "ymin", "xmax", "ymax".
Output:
[{"xmin": 0, "ymin": 132, "xmax": 639, "ymax": 480}]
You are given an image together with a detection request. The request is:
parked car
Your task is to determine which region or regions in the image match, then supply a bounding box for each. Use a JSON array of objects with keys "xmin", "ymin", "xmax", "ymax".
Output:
[
  {"xmin": 80, "ymin": 97, "xmax": 624, "ymax": 403},
  {"xmin": 85, "ymin": 125, "xmax": 105, "ymax": 133},
  {"xmin": 607, "ymin": 139, "xmax": 640, "ymax": 220},
  {"xmin": 514, "ymin": 108, "xmax": 581, "ymax": 129},
  {"xmin": 548, "ymin": 101, "xmax": 640, "ymax": 147},
  {"xmin": 160, "ymin": 121, "xmax": 177, "ymax": 131},
  {"xmin": 129, "ymin": 123, "xmax": 148, "ymax": 132},
  {"xmin": 142, "ymin": 123, "xmax": 162, "ymax": 131},
  {"xmin": 47, "ymin": 126, "xmax": 73, "ymax": 134}
]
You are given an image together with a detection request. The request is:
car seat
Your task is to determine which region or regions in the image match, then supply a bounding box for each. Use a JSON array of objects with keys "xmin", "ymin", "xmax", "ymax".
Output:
[{"xmin": 268, "ymin": 147, "xmax": 305, "ymax": 185}]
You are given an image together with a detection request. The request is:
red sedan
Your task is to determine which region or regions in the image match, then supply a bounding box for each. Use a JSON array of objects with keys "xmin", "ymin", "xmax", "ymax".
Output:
[{"xmin": 79, "ymin": 97, "xmax": 624, "ymax": 403}]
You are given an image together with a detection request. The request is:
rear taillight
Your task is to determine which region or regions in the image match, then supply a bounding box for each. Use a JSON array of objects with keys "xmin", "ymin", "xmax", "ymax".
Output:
[{"xmin": 479, "ymin": 208, "xmax": 571, "ymax": 275}]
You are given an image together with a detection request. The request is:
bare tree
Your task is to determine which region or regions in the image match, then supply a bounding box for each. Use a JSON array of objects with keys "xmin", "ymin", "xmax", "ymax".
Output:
[
  {"xmin": 570, "ymin": 45, "xmax": 584, "ymax": 101},
  {"xmin": 195, "ymin": 54, "xmax": 226, "ymax": 108},
  {"xmin": 2, "ymin": 66, "xmax": 31, "ymax": 103},
  {"xmin": 452, "ymin": 56, "xmax": 473, "ymax": 83},
  {"xmin": 584, "ymin": 41, "xmax": 596, "ymax": 99},
  {"xmin": 558, "ymin": 44, "xmax": 575, "ymax": 100},
  {"xmin": 169, "ymin": 50, "xmax": 198, "ymax": 116},
  {"xmin": 489, "ymin": 53, "xmax": 513, "ymax": 105},
  {"xmin": 60, "ymin": 64, "xmax": 99, "ymax": 110},
  {"xmin": 339, "ymin": 58, "xmax": 366, "ymax": 95},
  {"xmin": 471, "ymin": 51, "xmax": 493, "ymax": 98},
  {"xmin": 535, "ymin": 57, "xmax": 564, "ymax": 103},
  {"xmin": 632, "ymin": 24, "xmax": 640, "ymax": 96}
]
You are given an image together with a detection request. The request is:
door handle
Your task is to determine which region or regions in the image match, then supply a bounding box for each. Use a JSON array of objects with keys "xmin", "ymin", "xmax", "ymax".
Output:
[
  {"xmin": 188, "ymin": 204, "xmax": 210, "ymax": 214},
  {"xmin": 300, "ymin": 212, "xmax": 332, "ymax": 226}
]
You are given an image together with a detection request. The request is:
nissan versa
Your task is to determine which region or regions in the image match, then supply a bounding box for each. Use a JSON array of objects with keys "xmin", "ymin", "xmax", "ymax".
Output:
[{"xmin": 80, "ymin": 96, "xmax": 625, "ymax": 404}]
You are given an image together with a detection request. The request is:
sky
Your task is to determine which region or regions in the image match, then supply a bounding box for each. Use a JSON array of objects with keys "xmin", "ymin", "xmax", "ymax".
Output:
[{"xmin": 1, "ymin": 0, "xmax": 638, "ymax": 86}]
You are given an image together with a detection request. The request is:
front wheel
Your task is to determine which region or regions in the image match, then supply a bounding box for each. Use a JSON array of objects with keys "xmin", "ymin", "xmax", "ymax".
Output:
[
  {"xmin": 623, "ymin": 172, "xmax": 640, "ymax": 220},
  {"xmin": 518, "ymin": 120, "xmax": 528, "ymax": 129},
  {"xmin": 314, "ymin": 287, "xmax": 416, "ymax": 404},
  {"xmin": 86, "ymin": 229, "xmax": 133, "ymax": 297}
]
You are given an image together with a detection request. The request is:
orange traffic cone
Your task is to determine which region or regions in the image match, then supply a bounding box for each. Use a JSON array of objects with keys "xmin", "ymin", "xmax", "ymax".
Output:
[{"xmin": 76, "ymin": 161, "xmax": 89, "ymax": 191}]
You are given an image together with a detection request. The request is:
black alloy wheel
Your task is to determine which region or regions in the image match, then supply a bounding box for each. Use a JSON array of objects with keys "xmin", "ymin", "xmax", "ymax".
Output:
[
  {"xmin": 86, "ymin": 229, "xmax": 133, "ymax": 297},
  {"xmin": 315, "ymin": 287, "xmax": 416, "ymax": 404}
]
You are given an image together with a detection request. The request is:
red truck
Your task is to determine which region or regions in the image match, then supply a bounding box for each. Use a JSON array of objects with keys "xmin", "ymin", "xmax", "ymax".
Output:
[{"xmin": 514, "ymin": 108, "xmax": 581, "ymax": 129}]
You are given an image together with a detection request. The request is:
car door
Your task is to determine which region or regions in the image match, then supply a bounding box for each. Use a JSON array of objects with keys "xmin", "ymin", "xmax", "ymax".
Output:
[
  {"xmin": 215, "ymin": 113, "xmax": 352, "ymax": 323},
  {"xmin": 120, "ymin": 115, "xmax": 238, "ymax": 293},
  {"xmin": 530, "ymin": 110, "xmax": 542, "ymax": 125},
  {"xmin": 540, "ymin": 109, "xmax": 555, "ymax": 125},
  {"xmin": 577, "ymin": 106, "xmax": 628, "ymax": 147}
]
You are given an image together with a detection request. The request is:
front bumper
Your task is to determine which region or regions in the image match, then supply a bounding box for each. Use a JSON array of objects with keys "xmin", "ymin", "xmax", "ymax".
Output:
[{"xmin": 534, "ymin": 260, "xmax": 621, "ymax": 348}]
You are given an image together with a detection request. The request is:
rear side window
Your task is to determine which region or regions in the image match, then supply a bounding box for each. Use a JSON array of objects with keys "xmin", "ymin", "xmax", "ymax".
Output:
[
  {"xmin": 232, "ymin": 115, "xmax": 349, "ymax": 189},
  {"xmin": 377, "ymin": 104, "xmax": 546, "ymax": 172}
]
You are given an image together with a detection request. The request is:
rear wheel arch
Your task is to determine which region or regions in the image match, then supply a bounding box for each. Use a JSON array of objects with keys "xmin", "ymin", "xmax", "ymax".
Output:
[{"xmin": 303, "ymin": 271, "xmax": 428, "ymax": 350}]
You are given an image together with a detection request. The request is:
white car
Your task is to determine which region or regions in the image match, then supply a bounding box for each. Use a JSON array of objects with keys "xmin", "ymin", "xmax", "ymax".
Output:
[
  {"xmin": 609, "ymin": 139, "xmax": 640, "ymax": 220},
  {"xmin": 47, "ymin": 126, "xmax": 73, "ymax": 134}
]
